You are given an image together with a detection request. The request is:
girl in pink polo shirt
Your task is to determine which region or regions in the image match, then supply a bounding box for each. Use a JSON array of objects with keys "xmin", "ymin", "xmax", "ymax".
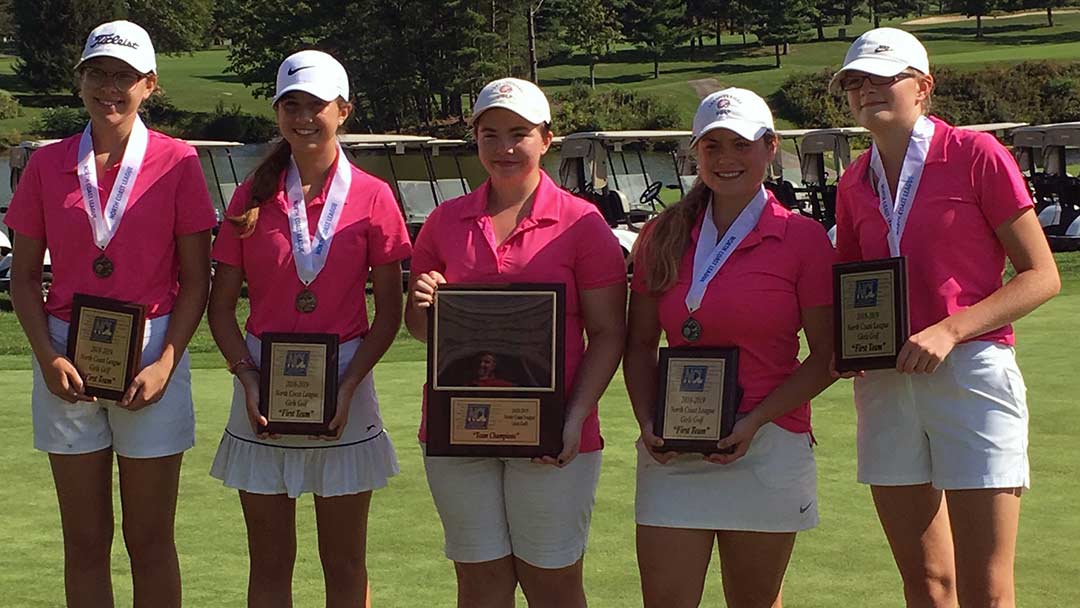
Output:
[
  {"xmin": 831, "ymin": 29, "xmax": 1060, "ymax": 607},
  {"xmin": 405, "ymin": 78, "xmax": 626, "ymax": 608},
  {"xmin": 4, "ymin": 21, "xmax": 216, "ymax": 606},
  {"xmin": 206, "ymin": 51, "xmax": 409, "ymax": 606},
  {"xmin": 624, "ymin": 89, "xmax": 836, "ymax": 607}
]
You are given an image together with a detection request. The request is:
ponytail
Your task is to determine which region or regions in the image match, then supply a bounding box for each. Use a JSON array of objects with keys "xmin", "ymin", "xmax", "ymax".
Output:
[{"xmin": 226, "ymin": 138, "xmax": 292, "ymax": 238}]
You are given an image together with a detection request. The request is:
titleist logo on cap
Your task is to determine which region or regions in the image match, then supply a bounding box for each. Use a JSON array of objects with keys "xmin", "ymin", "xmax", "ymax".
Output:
[{"xmin": 90, "ymin": 34, "xmax": 139, "ymax": 50}]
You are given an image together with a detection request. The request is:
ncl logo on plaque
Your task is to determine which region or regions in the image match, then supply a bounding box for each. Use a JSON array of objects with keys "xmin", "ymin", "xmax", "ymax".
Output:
[
  {"xmin": 90, "ymin": 318, "xmax": 117, "ymax": 344},
  {"xmin": 680, "ymin": 365, "xmax": 708, "ymax": 392},
  {"xmin": 283, "ymin": 351, "xmax": 310, "ymax": 377},
  {"xmin": 465, "ymin": 404, "xmax": 490, "ymax": 429},
  {"xmin": 854, "ymin": 279, "xmax": 879, "ymax": 308}
]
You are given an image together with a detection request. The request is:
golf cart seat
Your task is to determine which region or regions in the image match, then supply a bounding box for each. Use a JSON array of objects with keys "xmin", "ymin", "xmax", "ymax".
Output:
[
  {"xmin": 437, "ymin": 179, "xmax": 471, "ymax": 201},
  {"xmin": 397, "ymin": 180, "xmax": 440, "ymax": 225}
]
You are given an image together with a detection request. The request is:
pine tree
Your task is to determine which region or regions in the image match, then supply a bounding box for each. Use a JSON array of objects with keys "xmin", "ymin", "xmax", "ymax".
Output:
[
  {"xmin": 563, "ymin": 0, "xmax": 621, "ymax": 88},
  {"xmin": 619, "ymin": 0, "xmax": 686, "ymax": 79},
  {"xmin": 752, "ymin": 0, "xmax": 814, "ymax": 68}
]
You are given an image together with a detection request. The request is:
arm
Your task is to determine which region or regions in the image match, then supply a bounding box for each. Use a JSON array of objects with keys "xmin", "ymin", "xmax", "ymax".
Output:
[
  {"xmin": 207, "ymin": 261, "xmax": 271, "ymax": 437},
  {"xmin": 712, "ymin": 305, "xmax": 836, "ymax": 463},
  {"xmin": 623, "ymin": 290, "xmax": 678, "ymax": 464},
  {"xmin": 897, "ymin": 209, "xmax": 1060, "ymax": 374},
  {"xmin": 325, "ymin": 261, "xmax": 403, "ymax": 438},
  {"xmin": 537, "ymin": 281, "xmax": 627, "ymax": 467},
  {"xmin": 120, "ymin": 229, "xmax": 212, "ymax": 409},
  {"xmin": 10, "ymin": 233, "xmax": 93, "ymax": 403}
]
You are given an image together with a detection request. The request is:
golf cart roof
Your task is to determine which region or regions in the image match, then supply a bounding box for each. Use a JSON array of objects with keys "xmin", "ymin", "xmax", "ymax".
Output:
[
  {"xmin": 18, "ymin": 138, "xmax": 244, "ymax": 149},
  {"xmin": 339, "ymin": 134, "xmax": 434, "ymax": 148},
  {"xmin": 562, "ymin": 130, "xmax": 692, "ymax": 143},
  {"xmin": 959, "ymin": 122, "xmax": 1028, "ymax": 134},
  {"xmin": 776, "ymin": 127, "xmax": 867, "ymax": 138},
  {"xmin": 182, "ymin": 140, "xmax": 245, "ymax": 148}
]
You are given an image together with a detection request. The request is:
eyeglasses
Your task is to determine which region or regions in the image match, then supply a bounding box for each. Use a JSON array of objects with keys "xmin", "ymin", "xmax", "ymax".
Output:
[
  {"xmin": 78, "ymin": 66, "xmax": 146, "ymax": 91},
  {"xmin": 837, "ymin": 72, "xmax": 915, "ymax": 91}
]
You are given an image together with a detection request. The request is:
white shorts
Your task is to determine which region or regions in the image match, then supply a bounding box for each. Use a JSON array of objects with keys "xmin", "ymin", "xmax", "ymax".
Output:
[
  {"xmin": 635, "ymin": 422, "xmax": 818, "ymax": 532},
  {"xmin": 423, "ymin": 448, "xmax": 602, "ymax": 569},
  {"xmin": 31, "ymin": 314, "xmax": 195, "ymax": 459},
  {"xmin": 210, "ymin": 333, "xmax": 399, "ymax": 499},
  {"xmin": 856, "ymin": 341, "xmax": 1029, "ymax": 490}
]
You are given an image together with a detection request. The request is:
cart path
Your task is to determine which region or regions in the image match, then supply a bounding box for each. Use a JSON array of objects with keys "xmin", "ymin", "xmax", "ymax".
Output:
[
  {"xmin": 689, "ymin": 78, "xmax": 724, "ymax": 98},
  {"xmin": 904, "ymin": 9, "xmax": 1080, "ymax": 26}
]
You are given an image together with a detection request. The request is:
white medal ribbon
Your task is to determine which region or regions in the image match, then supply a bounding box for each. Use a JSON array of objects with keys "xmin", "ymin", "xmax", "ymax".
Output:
[
  {"xmin": 685, "ymin": 186, "xmax": 768, "ymax": 314},
  {"xmin": 285, "ymin": 145, "xmax": 352, "ymax": 286},
  {"xmin": 869, "ymin": 115, "xmax": 935, "ymax": 257},
  {"xmin": 76, "ymin": 116, "xmax": 149, "ymax": 250}
]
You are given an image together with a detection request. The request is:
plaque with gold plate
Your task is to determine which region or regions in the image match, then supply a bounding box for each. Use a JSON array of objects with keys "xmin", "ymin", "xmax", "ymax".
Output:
[
  {"xmin": 67, "ymin": 294, "xmax": 146, "ymax": 401},
  {"xmin": 654, "ymin": 347, "xmax": 741, "ymax": 454},
  {"xmin": 833, "ymin": 257, "xmax": 909, "ymax": 373},
  {"xmin": 426, "ymin": 284, "xmax": 566, "ymax": 458},
  {"xmin": 258, "ymin": 333, "xmax": 338, "ymax": 435}
]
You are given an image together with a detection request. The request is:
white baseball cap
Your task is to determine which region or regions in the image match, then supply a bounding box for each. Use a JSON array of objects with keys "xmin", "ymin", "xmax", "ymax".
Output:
[
  {"xmin": 76, "ymin": 20, "xmax": 156, "ymax": 74},
  {"xmin": 273, "ymin": 50, "xmax": 349, "ymax": 104},
  {"xmin": 830, "ymin": 28, "xmax": 930, "ymax": 91},
  {"xmin": 470, "ymin": 78, "xmax": 551, "ymax": 126},
  {"xmin": 691, "ymin": 88, "xmax": 775, "ymax": 145}
]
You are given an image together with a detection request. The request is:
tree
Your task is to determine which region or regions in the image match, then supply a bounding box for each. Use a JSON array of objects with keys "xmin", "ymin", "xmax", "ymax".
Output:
[
  {"xmin": 563, "ymin": 0, "xmax": 620, "ymax": 88},
  {"xmin": 126, "ymin": 0, "xmax": 213, "ymax": 56},
  {"xmin": 217, "ymin": 0, "xmax": 500, "ymax": 131},
  {"xmin": 13, "ymin": 0, "xmax": 123, "ymax": 91},
  {"xmin": 619, "ymin": 0, "xmax": 686, "ymax": 79},
  {"xmin": 946, "ymin": 0, "xmax": 999, "ymax": 37},
  {"xmin": 752, "ymin": 0, "xmax": 814, "ymax": 68},
  {"xmin": 14, "ymin": 0, "xmax": 213, "ymax": 92}
]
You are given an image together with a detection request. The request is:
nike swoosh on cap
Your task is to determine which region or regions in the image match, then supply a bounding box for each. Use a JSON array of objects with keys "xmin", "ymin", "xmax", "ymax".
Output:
[{"xmin": 287, "ymin": 66, "xmax": 314, "ymax": 75}]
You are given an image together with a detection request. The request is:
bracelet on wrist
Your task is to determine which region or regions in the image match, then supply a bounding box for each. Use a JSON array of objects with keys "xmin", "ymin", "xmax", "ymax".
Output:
[{"xmin": 228, "ymin": 356, "xmax": 258, "ymax": 375}]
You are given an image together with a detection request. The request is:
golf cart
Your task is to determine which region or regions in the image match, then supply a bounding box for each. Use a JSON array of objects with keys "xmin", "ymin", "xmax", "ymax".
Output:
[
  {"xmin": 555, "ymin": 130, "xmax": 695, "ymax": 259},
  {"xmin": 1, "ymin": 137, "xmax": 245, "ymax": 295},
  {"xmin": 768, "ymin": 123, "xmax": 1027, "ymax": 244},
  {"xmin": 1011, "ymin": 122, "xmax": 1080, "ymax": 252},
  {"xmin": 340, "ymin": 134, "xmax": 481, "ymax": 243}
]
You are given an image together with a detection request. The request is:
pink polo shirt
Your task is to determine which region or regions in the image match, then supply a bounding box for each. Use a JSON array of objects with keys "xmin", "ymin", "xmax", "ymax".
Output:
[
  {"xmin": 4, "ymin": 131, "xmax": 217, "ymax": 321},
  {"xmin": 411, "ymin": 171, "xmax": 627, "ymax": 453},
  {"xmin": 212, "ymin": 158, "xmax": 411, "ymax": 341},
  {"xmin": 630, "ymin": 196, "xmax": 835, "ymax": 434},
  {"xmin": 834, "ymin": 116, "xmax": 1034, "ymax": 345}
]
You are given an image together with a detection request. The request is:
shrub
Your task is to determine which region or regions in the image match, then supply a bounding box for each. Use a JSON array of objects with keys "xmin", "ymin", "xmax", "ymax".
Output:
[
  {"xmin": 550, "ymin": 83, "xmax": 682, "ymax": 133},
  {"xmin": 31, "ymin": 106, "xmax": 88, "ymax": 138},
  {"xmin": 0, "ymin": 90, "xmax": 22, "ymax": 120},
  {"xmin": 188, "ymin": 101, "xmax": 277, "ymax": 143}
]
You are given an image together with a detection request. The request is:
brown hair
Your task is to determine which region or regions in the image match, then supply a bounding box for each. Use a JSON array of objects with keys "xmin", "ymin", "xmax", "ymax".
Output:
[
  {"xmin": 632, "ymin": 132, "xmax": 777, "ymax": 293},
  {"xmin": 226, "ymin": 138, "xmax": 292, "ymax": 238}
]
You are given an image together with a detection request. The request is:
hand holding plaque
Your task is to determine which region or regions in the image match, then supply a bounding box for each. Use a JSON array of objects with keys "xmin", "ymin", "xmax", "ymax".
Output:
[
  {"xmin": 67, "ymin": 294, "xmax": 146, "ymax": 401},
  {"xmin": 653, "ymin": 347, "xmax": 741, "ymax": 454},
  {"xmin": 833, "ymin": 257, "xmax": 910, "ymax": 373},
  {"xmin": 258, "ymin": 333, "xmax": 339, "ymax": 436}
]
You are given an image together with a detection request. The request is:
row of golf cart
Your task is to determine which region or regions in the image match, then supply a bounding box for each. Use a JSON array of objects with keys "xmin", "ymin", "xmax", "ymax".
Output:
[{"xmin": 2, "ymin": 120, "xmax": 1078, "ymax": 294}]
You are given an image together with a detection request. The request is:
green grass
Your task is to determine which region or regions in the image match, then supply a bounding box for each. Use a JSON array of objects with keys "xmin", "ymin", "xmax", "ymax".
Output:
[{"xmin": 0, "ymin": 258, "xmax": 1078, "ymax": 606}]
